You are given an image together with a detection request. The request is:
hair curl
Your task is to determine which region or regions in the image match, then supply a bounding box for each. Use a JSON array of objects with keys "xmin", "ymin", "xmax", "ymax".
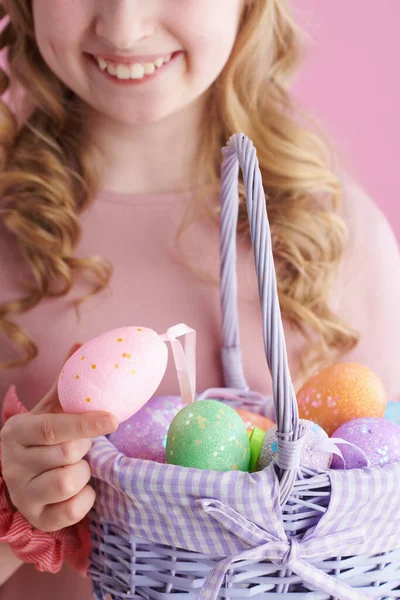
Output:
[{"xmin": 0, "ymin": 0, "xmax": 358, "ymax": 385}]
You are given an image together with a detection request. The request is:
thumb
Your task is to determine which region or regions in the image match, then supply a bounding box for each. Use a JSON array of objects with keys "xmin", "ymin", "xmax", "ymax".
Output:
[{"xmin": 31, "ymin": 343, "xmax": 82, "ymax": 415}]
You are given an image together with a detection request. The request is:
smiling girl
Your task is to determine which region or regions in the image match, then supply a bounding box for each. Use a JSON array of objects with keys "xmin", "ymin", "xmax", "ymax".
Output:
[{"xmin": 0, "ymin": 2, "xmax": 398, "ymax": 599}]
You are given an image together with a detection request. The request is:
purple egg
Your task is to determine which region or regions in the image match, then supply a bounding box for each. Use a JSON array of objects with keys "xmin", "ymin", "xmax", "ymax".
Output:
[
  {"xmin": 108, "ymin": 395, "xmax": 186, "ymax": 462},
  {"xmin": 331, "ymin": 417, "xmax": 400, "ymax": 470}
]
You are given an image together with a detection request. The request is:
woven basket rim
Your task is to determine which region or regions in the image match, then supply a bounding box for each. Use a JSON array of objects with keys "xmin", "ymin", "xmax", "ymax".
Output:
[{"xmin": 97, "ymin": 433, "xmax": 386, "ymax": 478}]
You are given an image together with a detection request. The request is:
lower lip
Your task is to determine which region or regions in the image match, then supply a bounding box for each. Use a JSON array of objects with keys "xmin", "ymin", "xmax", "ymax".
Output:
[{"xmin": 88, "ymin": 51, "xmax": 182, "ymax": 86}]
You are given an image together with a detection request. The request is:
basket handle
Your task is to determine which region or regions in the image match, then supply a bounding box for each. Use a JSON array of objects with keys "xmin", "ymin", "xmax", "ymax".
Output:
[{"xmin": 220, "ymin": 134, "xmax": 303, "ymax": 501}]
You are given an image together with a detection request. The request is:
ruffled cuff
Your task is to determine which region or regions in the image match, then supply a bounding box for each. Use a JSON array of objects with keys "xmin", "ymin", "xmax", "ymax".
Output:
[{"xmin": 0, "ymin": 385, "xmax": 92, "ymax": 575}]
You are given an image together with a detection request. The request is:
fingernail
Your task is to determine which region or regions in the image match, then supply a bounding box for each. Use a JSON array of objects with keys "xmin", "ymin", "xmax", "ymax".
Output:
[{"xmin": 98, "ymin": 415, "xmax": 118, "ymax": 432}]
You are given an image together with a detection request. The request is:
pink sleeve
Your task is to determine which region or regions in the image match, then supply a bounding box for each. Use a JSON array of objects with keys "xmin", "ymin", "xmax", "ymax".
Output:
[
  {"xmin": 333, "ymin": 175, "xmax": 400, "ymax": 401},
  {"xmin": 0, "ymin": 386, "xmax": 92, "ymax": 575},
  {"xmin": 1, "ymin": 385, "xmax": 26, "ymax": 424}
]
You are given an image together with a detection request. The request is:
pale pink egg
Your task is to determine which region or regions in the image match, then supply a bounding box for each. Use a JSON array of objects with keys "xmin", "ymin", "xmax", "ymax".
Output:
[{"xmin": 58, "ymin": 327, "xmax": 168, "ymax": 423}]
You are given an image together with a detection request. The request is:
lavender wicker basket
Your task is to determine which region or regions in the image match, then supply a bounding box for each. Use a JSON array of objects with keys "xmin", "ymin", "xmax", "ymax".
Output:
[{"xmin": 87, "ymin": 134, "xmax": 400, "ymax": 600}]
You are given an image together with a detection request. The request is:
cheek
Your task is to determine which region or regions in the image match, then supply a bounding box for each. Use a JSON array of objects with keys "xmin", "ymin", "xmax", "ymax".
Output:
[
  {"xmin": 32, "ymin": 0, "xmax": 85, "ymax": 68},
  {"xmin": 176, "ymin": 6, "xmax": 241, "ymax": 78},
  {"xmin": 33, "ymin": 1, "xmax": 67, "ymax": 39}
]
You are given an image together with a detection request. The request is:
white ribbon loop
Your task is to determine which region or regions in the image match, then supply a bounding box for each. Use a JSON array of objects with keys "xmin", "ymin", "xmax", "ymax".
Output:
[
  {"xmin": 195, "ymin": 498, "xmax": 368, "ymax": 600},
  {"xmin": 159, "ymin": 324, "xmax": 196, "ymax": 405},
  {"xmin": 312, "ymin": 438, "xmax": 371, "ymax": 469}
]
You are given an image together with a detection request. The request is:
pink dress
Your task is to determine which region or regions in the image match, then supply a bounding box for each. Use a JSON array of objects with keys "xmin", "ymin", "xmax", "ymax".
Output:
[{"xmin": 0, "ymin": 178, "xmax": 399, "ymax": 600}]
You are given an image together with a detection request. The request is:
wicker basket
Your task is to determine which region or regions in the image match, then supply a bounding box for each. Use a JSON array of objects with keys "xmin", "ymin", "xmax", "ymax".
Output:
[{"xmin": 87, "ymin": 134, "xmax": 400, "ymax": 600}]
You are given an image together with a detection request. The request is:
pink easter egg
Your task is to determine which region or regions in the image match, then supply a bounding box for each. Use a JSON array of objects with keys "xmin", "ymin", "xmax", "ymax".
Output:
[{"xmin": 58, "ymin": 326, "xmax": 168, "ymax": 423}]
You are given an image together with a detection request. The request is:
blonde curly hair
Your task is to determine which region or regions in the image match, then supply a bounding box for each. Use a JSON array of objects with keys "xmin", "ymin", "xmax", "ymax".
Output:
[{"xmin": 0, "ymin": 0, "xmax": 358, "ymax": 385}]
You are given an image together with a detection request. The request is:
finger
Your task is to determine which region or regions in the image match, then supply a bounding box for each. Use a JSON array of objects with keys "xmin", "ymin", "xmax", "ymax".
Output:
[
  {"xmin": 32, "ymin": 343, "xmax": 82, "ymax": 415},
  {"xmin": 29, "ymin": 460, "xmax": 92, "ymax": 506},
  {"xmin": 14, "ymin": 411, "xmax": 117, "ymax": 447},
  {"xmin": 34, "ymin": 485, "xmax": 96, "ymax": 533},
  {"xmin": 19, "ymin": 438, "xmax": 93, "ymax": 476},
  {"xmin": 1, "ymin": 437, "xmax": 93, "ymax": 494}
]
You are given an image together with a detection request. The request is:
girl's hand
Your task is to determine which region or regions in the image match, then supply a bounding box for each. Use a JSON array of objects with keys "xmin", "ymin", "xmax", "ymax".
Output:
[{"xmin": 0, "ymin": 344, "xmax": 118, "ymax": 532}]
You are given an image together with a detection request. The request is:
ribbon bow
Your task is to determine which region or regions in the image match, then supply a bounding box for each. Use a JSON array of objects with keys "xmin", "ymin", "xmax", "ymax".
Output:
[{"xmin": 196, "ymin": 498, "xmax": 369, "ymax": 600}]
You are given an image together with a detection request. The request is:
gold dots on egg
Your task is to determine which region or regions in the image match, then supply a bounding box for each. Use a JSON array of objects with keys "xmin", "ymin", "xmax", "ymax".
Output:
[
  {"xmin": 196, "ymin": 416, "xmax": 207, "ymax": 429},
  {"xmin": 114, "ymin": 364, "xmax": 119, "ymax": 369},
  {"xmin": 91, "ymin": 364, "xmax": 96, "ymax": 370},
  {"xmin": 85, "ymin": 397, "xmax": 91, "ymax": 403},
  {"xmin": 81, "ymin": 356, "xmax": 85, "ymax": 361},
  {"xmin": 122, "ymin": 352, "xmax": 131, "ymax": 359},
  {"xmin": 117, "ymin": 338, "xmax": 123, "ymax": 342},
  {"xmin": 137, "ymin": 328, "xmax": 143, "ymax": 332},
  {"xmin": 74, "ymin": 375, "xmax": 80, "ymax": 380},
  {"xmin": 130, "ymin": 369, "xmax": 136, "ymax": 375}
]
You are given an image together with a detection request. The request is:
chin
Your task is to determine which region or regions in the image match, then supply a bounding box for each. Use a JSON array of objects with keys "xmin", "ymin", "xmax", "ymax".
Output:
[{"xmin": 97, "ymin": 101, "xmax": 178, "ymax": 127}]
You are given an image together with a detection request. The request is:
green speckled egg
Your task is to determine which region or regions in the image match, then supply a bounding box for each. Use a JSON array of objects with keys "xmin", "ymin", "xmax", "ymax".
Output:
[{"xmin": 166, "ymin": 399, "xmax": 250, "ymax": 471}]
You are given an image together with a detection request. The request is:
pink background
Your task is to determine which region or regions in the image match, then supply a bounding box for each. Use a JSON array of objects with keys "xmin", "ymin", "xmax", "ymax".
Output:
[{"xmin": 292, "ymin": 1, "xmax": 400, "ymax": 240}]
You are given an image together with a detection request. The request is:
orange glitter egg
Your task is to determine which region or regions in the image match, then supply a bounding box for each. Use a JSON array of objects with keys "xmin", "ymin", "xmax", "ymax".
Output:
[
  {"xmin": 235, "ymin": 409, "xmax": 275, "ymax": 434},
  {"xmin": 297, "ymin": 362, "xmax": 387, "ymax": 436}
]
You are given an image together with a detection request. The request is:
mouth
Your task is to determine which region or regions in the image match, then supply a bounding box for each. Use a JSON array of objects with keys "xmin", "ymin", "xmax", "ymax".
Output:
[{"xmin": 88, "ymin": 50, "xmax": 182, "ymax": 85}]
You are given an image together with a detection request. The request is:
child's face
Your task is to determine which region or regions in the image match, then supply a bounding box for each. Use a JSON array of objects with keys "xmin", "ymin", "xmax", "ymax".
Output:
[{"xmin": 32, "ymin": 0, "xmax": 245, "ymax": 125}]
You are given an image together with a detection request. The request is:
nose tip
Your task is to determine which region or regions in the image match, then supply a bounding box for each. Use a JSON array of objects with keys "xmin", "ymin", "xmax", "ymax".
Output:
[{"xmin": 95, "ymin": 11, "xmax": 154, "ymax": 51}]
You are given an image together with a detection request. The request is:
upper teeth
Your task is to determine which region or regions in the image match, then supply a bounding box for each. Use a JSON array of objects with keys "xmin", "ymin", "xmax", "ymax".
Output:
[{"xmin": 97, "ymin": 55, "xmax": 172, "ymax": 80}]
